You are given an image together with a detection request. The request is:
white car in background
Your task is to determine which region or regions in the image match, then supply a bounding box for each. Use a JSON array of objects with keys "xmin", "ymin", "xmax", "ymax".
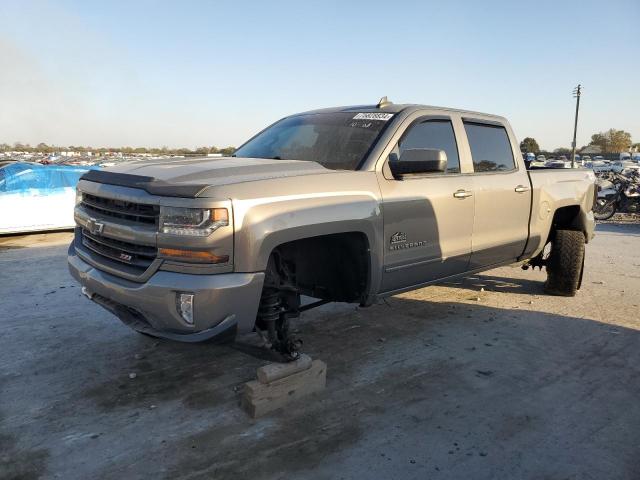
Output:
[{"xmin": 545, "ymin": 159, "xmax": 568, "ymax": 168}]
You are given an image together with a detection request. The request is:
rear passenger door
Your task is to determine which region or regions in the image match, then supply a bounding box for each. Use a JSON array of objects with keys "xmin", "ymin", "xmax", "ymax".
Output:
[{"xmin": 463, "ymin": 120, "xmax": 531, "ymax": 268}]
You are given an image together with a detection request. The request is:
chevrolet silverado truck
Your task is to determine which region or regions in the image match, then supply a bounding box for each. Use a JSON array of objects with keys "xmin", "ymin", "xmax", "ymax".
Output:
[{"xmin": 69, "ymin": 98, "xmax": 596, "ymax": 357}]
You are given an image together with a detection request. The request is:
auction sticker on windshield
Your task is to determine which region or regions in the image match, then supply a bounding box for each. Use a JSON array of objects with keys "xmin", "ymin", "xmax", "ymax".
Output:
[{"xmin": 352, "ymin": 113, "xmax": 394, "ymax": 121}]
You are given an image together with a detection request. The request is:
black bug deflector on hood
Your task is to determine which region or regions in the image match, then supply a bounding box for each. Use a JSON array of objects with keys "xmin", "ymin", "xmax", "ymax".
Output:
[{"xmin": 80, "ymin": 170, "xmax": 210, "ymax": 198}]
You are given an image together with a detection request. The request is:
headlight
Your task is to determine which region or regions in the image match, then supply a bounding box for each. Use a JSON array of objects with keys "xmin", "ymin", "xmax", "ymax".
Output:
[
  {"xmin": 160, "ymin": 207, "xmax": 229, "ymax": 236},
  {"xmin": 75, "ymin": 189, "xmax": 83, "ymax": 206}
]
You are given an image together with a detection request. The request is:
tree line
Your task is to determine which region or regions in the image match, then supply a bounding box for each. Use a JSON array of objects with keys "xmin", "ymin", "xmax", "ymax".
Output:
[
  {"xmin": 520, "ymin": 129, "xmax": 638, "ymax": 154},
  {"xmin": 0, "ymin": 143, "xmax": 236, "ymax": 156},
  {"xmin": 3, "ymin": 128, "xmax": 636, "ymax": 157}
]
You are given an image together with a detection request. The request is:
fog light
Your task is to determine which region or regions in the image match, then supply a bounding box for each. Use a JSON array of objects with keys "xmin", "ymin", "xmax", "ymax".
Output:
[{"xmin": 176, "ymin": 293, "xmax": 194, "ymax": 325}]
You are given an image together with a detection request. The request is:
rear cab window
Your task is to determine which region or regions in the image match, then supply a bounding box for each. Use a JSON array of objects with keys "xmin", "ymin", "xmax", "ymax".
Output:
[{"xmin": 463, "ymin": 122, "xmax": 516, "ymax": 172}]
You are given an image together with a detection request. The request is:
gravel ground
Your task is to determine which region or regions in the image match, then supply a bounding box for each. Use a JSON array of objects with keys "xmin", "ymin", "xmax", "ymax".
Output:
[{"xmin": 1, "ymin": 223, "xmax": 639, "ymax": 480}]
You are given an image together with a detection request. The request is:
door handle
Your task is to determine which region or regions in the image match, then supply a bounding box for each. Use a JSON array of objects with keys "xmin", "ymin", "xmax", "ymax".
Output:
[
  {"xmin": 453, "ymin": 189, "xmax": 473, "ymax": 199},
  {"xmin": 514, "ymin": 185, "xmax": 530, "ymax": 193}
]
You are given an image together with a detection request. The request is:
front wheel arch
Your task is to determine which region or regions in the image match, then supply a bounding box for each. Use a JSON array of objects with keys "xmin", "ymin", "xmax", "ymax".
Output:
[{"xmin": 263, "ymin": 232, "xmax": 372, "ymax": 304}]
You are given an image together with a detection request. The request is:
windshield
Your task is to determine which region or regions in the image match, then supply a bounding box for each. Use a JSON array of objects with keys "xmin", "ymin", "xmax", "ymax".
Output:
[{"xmin": 234, "ymin": 112, "xmax": 394, "ymax": 170}]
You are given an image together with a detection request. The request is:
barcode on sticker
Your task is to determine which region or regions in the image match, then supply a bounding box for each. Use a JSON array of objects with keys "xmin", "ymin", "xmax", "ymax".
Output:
[{"xmin": 352, "ymin": 113, "xmax": 394, "ymax": 121}]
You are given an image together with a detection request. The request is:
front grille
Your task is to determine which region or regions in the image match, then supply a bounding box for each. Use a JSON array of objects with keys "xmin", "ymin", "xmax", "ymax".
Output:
[
  {"xmin": 81, "ymin": 193, "xmax": 159, "ymax": 225},
  {"xmin": 81, "ymin": 229, "xmax": 157, "ymax": 271}
]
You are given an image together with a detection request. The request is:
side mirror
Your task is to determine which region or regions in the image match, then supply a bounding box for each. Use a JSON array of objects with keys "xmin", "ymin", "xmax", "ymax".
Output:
[{"xmin": 390, "ymin": 149, "xmax": 447, "ymax": 177}]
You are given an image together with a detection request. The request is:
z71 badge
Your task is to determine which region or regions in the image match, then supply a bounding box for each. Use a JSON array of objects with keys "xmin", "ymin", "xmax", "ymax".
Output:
[{"xmin": 390, "ymin": 232, "xmax": 407, "ymax": 244}]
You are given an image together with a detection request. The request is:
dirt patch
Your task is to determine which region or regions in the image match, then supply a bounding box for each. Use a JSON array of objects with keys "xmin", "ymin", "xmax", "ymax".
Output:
[
  {"xmin": 597, "ymin": 213, "xmax": 640, "ymax": 224},
  {"xmin": 164, "ymin": 393, "xmax": 364, "ymax": 480},
  {"xmin": 0, "ymin": 231, "xmax": 73, "ymax": 250},
  {"xmin": 0, "ymin": 420, "xmax": 50, "ymax": 480},
  {"xmin": 82, "ymin": 342, "xmax": 259, "ymax": 411}
]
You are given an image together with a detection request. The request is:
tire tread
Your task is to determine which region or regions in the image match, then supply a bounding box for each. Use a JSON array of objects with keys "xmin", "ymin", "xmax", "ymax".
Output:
[{"xmin": 544, "ymin": 229, "xmax": 585, "ymax": 297}]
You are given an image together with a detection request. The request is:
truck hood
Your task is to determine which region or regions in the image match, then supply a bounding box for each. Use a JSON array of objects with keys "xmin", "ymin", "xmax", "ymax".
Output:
[
  {"xmin": 108, "ymin": 156, "xmax": 331, "ymax": 185},
  {"xmin": 82, "ymin": 157, "xmax": 334, "ymax": 197}
]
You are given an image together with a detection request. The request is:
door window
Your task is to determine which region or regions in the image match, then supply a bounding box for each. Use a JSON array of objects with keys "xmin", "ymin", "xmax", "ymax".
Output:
[
  {"xmin": 397, "ymin": 120, "xmax": 460, "ymax": 173},
  {"xmin": 464, "ymin": 122, "xmax": 516, "ymax": 172}
]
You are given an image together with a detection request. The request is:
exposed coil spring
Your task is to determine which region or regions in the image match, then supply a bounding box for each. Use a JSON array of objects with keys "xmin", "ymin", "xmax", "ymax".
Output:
[
  {"xmin": 256, "ymin": 287, "xmax": 302, "ymax": 360},
  {"xmin": 257, "ymin": 288, "xmax": 281, "ymax": 324}
]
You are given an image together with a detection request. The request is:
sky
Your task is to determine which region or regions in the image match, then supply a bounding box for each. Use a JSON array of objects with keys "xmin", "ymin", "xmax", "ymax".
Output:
[{"xmin": 1, "ymin": 0, "xmax": 638, "ymax": 151}]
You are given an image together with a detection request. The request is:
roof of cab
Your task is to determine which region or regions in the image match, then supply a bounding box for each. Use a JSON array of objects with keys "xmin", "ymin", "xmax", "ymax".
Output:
[{"xmin": 299, "ymin": 101, "xmax": 504, "ymax": 119}]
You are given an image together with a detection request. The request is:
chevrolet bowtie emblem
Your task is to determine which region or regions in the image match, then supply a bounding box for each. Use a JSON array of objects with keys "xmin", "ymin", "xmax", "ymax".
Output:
[{"xmin": 87, "ymin": 218, "xmax": 105, "ymax": 235}]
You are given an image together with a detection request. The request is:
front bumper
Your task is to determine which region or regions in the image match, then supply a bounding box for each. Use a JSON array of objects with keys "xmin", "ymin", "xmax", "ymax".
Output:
[{"xmin": 68, "ymin": 243, "xmax": 264, "ymax": 341}]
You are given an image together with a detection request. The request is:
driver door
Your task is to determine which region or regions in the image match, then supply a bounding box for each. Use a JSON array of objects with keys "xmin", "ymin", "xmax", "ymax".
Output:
[{"xmin": 378, "ymin": 116, "xmax": 475, "ymax": 293}]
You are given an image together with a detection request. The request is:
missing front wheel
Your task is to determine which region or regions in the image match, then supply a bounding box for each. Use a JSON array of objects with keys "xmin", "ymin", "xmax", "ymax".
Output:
[{"xmin": 256, "ymin": 287, "xmax": 302, "ymax": 361}]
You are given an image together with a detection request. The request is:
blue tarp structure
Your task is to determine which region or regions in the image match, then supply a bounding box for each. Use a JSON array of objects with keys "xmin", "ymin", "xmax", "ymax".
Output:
[
  {"xmin": 0, "ymin": 162, "xmax": 101, "ymax": 233},
  {"xmin": 0, "ymin": 162, "xmax": 99, "ymax": 196}
]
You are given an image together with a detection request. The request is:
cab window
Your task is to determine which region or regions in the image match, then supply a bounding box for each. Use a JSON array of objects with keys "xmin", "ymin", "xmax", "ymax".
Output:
[
  {"xmin": 464, "ymin": 122, "xmax": 516, "ymax": 172},
  {"xmin": 397, "ymin": 120, "xmax": 461, "ymax": 173}
]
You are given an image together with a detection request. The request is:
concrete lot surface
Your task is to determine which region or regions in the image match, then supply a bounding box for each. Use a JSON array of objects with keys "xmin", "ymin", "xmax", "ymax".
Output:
[{"xmin": 1, "ymin": 224, "xmax": 639, "ymax": 479}]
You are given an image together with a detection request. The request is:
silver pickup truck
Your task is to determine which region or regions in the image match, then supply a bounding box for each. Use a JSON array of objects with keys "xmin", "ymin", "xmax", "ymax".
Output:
[{"xmin": 69, "ymin": 99, "xmax": 596, "ymax": 357}]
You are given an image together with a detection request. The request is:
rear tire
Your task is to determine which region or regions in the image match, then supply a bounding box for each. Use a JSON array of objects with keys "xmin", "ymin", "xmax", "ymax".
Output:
[{"xmin": 544, "ymin": 230, "xmax": 585, "ymax": 297}]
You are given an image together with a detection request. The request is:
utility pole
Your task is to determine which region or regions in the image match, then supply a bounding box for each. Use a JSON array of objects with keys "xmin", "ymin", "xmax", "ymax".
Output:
[{"xmin": 571, "ymin": 84, "xmax": 582, "ymax": 168}]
